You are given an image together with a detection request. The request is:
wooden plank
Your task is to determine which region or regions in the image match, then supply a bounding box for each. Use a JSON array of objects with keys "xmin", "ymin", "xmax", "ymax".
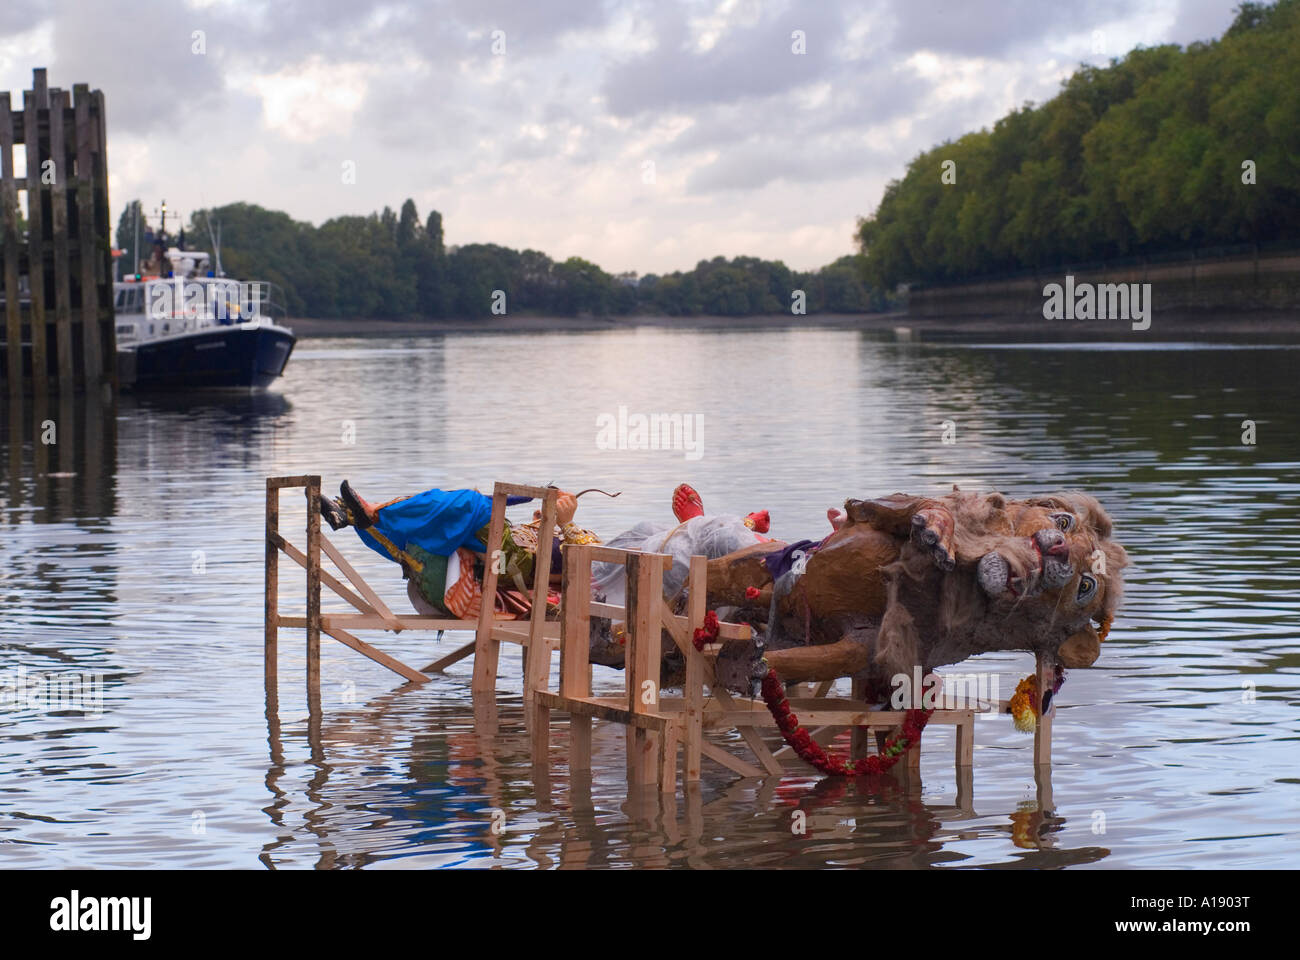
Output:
[
  {"xmin": 525, "ymin": 487, "xmax": 556, "ymax": 762},
  {"xmin": 492, "ymin": 621, "xmax": 561, "ymax": 644},
  {"xmin": 267, "ymin": 474, "xmax": 319, "ymax": 489},
  {"xmin": 710, "ymin": 705, "xmax": 976, "ymax": 728},
  {"xmin": 421, "ymin": 639, "xmax": 477, "ymax": 673},
  {"xmin": 533, "ymin": 691, "xmax": 669, "ymax": 732},
  {"xmin": 491, "ymin": 481, "xmax": 555, "ymax": 500},
  {"xmin": 320, "ymin": 624, "xmax": 429, "ymax": 685},
  {"xmin": 560, "ymin": 544, "xmax": 593, "ymax": 771},
  {"xmin": 324, "ymin": 613, "xmax": 468, "ymax": 632},
  {"xmin": 772, "ymin": 724, "xmax": 843, "ymax": 760},
  {"xmin": 91, "ymin": 90, "xmax": 113, "ymax": 386},
  {"xmin": 72, "ymin": 84, "xmax": 100, "ymax": 385},
  {"xmin": 737, "ymin": 727, "xmax": 783, "ymax": 775},
  {"xmin": 850, "ymin": 677, "xmax": 870, "ymax": 760},
  {"xmin": 23, "ymin": 86, "xmax": 48, "ymax": 394},
  {"xmin": 1034, "ymin": 651, "xmax": 1053, "ymax": 765},
  {"xmin": 306, "ymin": 477, "xmax": 321, "ymax": 710},
  {"xmin": 659, "ymin": 723, "xmax": 679, "ymax": 795},
  {"xmin": 588, "ymin": 544, "xmax": 673, "ymax": 569},
  {"xmin": 1, "ymin": 93, "xmax": 21, "ymax": 390},
  {"xmin": 279, "ymin": 614, "xmax": 467, "ymax": 633},
  {"xmin": 699, "ymin": 741, "xmax": 765, "ymax": 779},
  {"xmin": 319, "ymin": 531, "xmax": 402, "ymax": 630},
  {"xmin": 269, "ymin": 527, "xmax": 372, "ymax": 614},
  {"xmin": 265, "ymin": 481, "xmax": 279, "ymax": 694},
  {"xmin": 625, "ymin": 552, "xmax": 662, "ymax": 787},
  {"xmin": 47, "ymin": 89, "xmax": 73, "ymax": 388},
  {"xmin": 589, "ymin": 601, "xmax": 626, "ymax": 620},
  {"xmin": 471, "ymin": 488, "xmax": 509, "ymax": 696},
  {"xmin": 955, "ymin": 710, "xmax": 975, "ymax": 766},
  {"xmin": 716, "ymin": 622, "xmax": 752, "ymax": 642},
  {"xmin": 683, "ymin": 556, "xmax": 706, "ymax": 782}
]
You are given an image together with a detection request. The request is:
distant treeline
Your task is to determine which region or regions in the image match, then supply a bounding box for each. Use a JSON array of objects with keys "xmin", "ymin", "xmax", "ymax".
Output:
[
  {"xmin": 858, "ymin": 0, "xmax": 1300, "ymax": 290},
  {"xmin": 115, "ymin": 198, "xmax": 889, "ymax": 319}
]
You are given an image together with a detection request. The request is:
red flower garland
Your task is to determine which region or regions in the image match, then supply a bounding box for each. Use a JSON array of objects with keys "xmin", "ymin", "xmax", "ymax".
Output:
[
  {"xmin": 692, "ymin": 610, "xmax": 720, "ymax": 651},
  {"xmin": 690, "ymin": 606, "xmax": 930, "ymax": 777},
  {"xmin": 761, "ymin": 668, "xmax": 932, "ymax": 776},
  {"xmin": 745, "ymin": 585, "xmax": 761, "ymax": 600}
]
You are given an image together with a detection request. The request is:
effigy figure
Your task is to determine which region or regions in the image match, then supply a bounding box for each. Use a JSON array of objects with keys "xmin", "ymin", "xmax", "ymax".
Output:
[
  {"xmin": 701, "ymin": 488, "xmax": 1128, "ymax": 698},
  {"xmin": 320, "ymin": 481, "xmax": 600, "ymax": 620},
  {"xmin": 318, "ymin": 480, "xmax": 769, "ymax": 626}
]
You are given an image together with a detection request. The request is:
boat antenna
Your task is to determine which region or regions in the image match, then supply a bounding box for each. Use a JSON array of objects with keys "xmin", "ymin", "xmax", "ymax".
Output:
[{"xmin": 202, "ymin": 209, "xmax": 225, "ymax": 277}]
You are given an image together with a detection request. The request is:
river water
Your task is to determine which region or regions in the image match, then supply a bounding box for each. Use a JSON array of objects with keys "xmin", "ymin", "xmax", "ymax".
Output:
[{"xmin": 2, "ymin": 326, "xmax": 1297, "ymax": 869}]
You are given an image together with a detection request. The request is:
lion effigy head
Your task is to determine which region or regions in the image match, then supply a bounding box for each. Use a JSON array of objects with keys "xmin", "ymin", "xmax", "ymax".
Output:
[{"xmin": 870, "ymin": 489, "xmax": 1127, "ymax": 683}]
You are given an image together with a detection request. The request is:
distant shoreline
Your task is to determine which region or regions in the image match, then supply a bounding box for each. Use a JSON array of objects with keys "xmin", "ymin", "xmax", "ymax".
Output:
[
  {"xmin": 286, "ymin": 310, "xmax": 1300, "ymax": 340},
  {"xmin": 287, "ymin": 312, "xmax": 904, "ymax": 337}
]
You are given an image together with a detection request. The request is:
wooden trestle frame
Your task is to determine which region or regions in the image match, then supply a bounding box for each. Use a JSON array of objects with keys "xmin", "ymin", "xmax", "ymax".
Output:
[
  {"xmin": 265, "ymin": 475, "xmax": 1057, "ymax": 795},
  {"xmin": 265, "ymin": 476, "xmax": 560, "ymax": 711}
]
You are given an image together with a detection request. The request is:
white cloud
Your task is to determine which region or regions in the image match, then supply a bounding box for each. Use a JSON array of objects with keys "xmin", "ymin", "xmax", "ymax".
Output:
[
  {"xmin": 0, "ymin": 0, "xmax": 1240, "ymax": 275},
  {"xmin": 232, "ymin": 58, "xmax": 376, "ymax": 143}
]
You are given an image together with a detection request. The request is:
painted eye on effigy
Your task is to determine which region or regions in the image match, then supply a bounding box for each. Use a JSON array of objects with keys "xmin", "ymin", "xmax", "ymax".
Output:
[
  {"xmin": 1077, "ymin": 573, "xmax": 1098, "ymax": 603},
  {"xmin": 1052, "ymin": 513, "xmax": 1076, "ymax": 532}
]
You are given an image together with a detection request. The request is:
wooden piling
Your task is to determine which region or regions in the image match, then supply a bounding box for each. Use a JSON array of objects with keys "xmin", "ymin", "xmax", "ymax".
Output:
[
  {"xmin": 74, "ymin": 84, "xmax": 102, "ymax": 387},
  {"xmin": 49, "ymin": 89, "xmax": 74, "ymax": 389},
  {"xmin": 23, "ymin": 82, "xmax": 49, "ymax": 395},
  {"xmin": 0, "ymin": 69, "xmax": 115, "ymax": 394}
]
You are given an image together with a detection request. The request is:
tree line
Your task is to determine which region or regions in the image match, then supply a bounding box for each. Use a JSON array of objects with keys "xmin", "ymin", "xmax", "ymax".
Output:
[
  {"xmin": 857, "ymin": 0, "xmax": 1300, "ymax": 290},
  {"xmin": 114, "ymin": 197, "xmax": 889, "ymax": 319}
]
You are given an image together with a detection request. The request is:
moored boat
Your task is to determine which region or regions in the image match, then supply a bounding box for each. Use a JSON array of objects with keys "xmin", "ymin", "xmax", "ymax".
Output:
[{"xmin": 114, "ymin": 247, "xmax": 295, "ymax": 391}]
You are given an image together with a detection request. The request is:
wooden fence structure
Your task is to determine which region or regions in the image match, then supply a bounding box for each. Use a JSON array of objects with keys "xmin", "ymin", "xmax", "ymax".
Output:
[
  {"xmin": 264, "ymin": 475, "xmax": 1058, "ymax": 798},
  {"xmin": 1, "ymin": 68, "xmax": 116, "ymax": 395},
  {"xmin": 265, "ymin": 477, "xmax": 560, "ymax": 713}
]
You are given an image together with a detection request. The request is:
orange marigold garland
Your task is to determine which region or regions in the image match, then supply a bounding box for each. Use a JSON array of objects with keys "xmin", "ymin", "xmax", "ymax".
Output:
[
  {"xmin": 1008, "ymin": 664, "xmax": 1067, "ymax": 733},
  {"xmin": 760, "ymin": 665, "xmax": 932, "ymax": 776},
  {"xmin": 1008, "ymin": 676, "xmax": 1040, "ymax": 732}
]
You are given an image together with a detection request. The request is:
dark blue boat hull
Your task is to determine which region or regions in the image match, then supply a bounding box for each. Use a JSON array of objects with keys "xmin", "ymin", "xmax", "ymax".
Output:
[{"xmin": 120, "ymin": 324, "xmax": 295, "ymax": 390}]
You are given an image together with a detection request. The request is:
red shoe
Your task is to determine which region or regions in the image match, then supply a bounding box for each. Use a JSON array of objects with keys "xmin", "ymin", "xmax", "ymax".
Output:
[
  {"xmin": 672, "ymin": 483, "xmax": 704, "ymax": 522},
  {"xmin": 744, "ymin": 509, "xmax": 770, "ymax": 534}
]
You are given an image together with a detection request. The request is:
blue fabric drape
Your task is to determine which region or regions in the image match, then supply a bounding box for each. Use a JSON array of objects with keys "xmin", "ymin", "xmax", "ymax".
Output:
[{"xmin": 355, "ymin": 488, "xmax": 497, "ymax": 561}]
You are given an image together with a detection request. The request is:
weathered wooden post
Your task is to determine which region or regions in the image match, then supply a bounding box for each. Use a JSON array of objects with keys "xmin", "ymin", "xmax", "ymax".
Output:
[
  {"xmin": 0, "ymin": 68, "xmax": 115, "ymax": 394},
  {"xmin": 265, "ymin": 478, "xmax": 281, "ymax": 698},
  {"xmin": 305, "ymin": 476, "xmax": 322, "ymax": 713}
]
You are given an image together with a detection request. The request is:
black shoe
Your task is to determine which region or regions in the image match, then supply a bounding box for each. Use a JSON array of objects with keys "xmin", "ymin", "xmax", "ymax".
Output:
[
  {"xmin": 339, "ymin": 480, "xmax": 373, "ymax": 530},
  {"xmin": 320, "ymin": 496, "xmax": 349, "ymax": 531}
]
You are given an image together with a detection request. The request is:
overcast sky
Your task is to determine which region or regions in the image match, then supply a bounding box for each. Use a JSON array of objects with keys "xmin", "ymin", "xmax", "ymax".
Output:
[{"xmin": 1, "ymin": 0, "xmax": 1242, "ymax": 273}]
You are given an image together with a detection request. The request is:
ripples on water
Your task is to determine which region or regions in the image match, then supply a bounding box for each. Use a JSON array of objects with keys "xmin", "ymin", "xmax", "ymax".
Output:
[{"xmin": 1, "ymin": 327, "xmax": 1297, "ymax": 868}]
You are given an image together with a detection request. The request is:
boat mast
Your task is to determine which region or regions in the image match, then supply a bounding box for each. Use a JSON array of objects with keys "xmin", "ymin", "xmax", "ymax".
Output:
[{"xmin": 202, "ymin": 210, "xmax": 225, "ymax": 277}]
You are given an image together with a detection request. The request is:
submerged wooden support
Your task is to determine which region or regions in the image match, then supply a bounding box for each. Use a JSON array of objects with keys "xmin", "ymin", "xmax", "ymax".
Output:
[
  {"xmin": 265, "ymin": 479, "xmax": 280, "ymax": 697},
  {"xmin": 305, "ymin": 477, "xmax": 322, "ymax": 711},
  {"xmin": 1034, "ymin": 650, "xmax": 1053, "ymax": 766}
]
